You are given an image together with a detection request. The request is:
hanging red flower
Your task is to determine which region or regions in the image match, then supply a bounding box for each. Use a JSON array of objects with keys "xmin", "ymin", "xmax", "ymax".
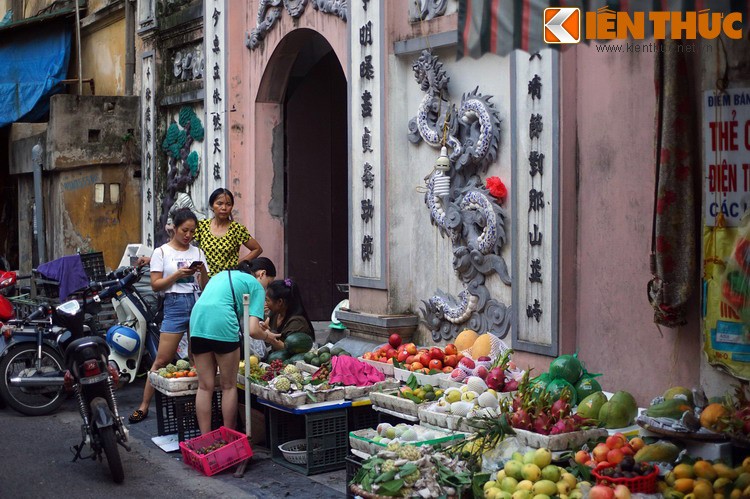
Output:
[{"xmin": 485, "ymin": 176, "xmax": 507, "ymax": 201}]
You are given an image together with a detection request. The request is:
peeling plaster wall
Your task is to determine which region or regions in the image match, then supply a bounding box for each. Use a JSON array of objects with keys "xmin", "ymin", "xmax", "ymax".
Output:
[
  {"xmin": 81, "ymin": 17, "xmax": 126, "ymax": 96},
  {"xmin": 43, "ymin": 94, "xmax": 141, "ymax": 269}
]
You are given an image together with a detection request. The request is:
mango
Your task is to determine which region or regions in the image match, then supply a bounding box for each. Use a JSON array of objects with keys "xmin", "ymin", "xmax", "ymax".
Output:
[
  {"xmin": 713, "ymin": 478, "xmax": 733, "ymax": 493},
  {"xmin": 577, "ymin": 392, "xmax": 607, "ymax": 420},
  {"xmin": 733, "ymin": 472, "xmax": 750, "ymax": 491},
  {"xmin": 694, "ymin": 461, "xmax": 718, "ymax": 482},
  {"xmin": 692, "ymin": 480, "xmax": 713, "ymax": 499},
  {"xmin": 665, "ymin": 490, "xmax": 686, "ymax": 499},
  {"xmin": 713, "ymin": 463, "xmax": 738, "ymax": 481},
  {"xmin": 674, "ymin": 463, "xmax": 696, "ymax": 480},
  {"xmin": 634, "ymin": 440, "xmax": 681, "ymax": 463},
  {"xmin": 675, "ymin": 479, "xmax": 695, "ymax": 494}
]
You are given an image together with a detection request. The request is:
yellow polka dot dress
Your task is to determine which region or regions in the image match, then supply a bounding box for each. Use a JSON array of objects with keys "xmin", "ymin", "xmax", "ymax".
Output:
[{"xmin": 194, "ymin": 219, "xmax": 252, "ymax": 276}]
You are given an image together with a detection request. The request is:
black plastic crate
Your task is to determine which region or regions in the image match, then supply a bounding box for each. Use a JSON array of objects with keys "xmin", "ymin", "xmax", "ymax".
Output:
[
  {"xmin": 80, "ymin": 252, "xmax": 107, "ymax": 281},
  {"xmin": 268, "ymin": 408, "xmax": 348, "ymax": 475},
  {"xmin": 348, "ymin": 404, "xmax": 380, "ymax": 431},
  {"xmin": 346, "ymin": 454, "xmax": 364, "ymax": 499},
  {"xmin": 155, "ymin": 390, "xmax": 222, "ymax": 442}
]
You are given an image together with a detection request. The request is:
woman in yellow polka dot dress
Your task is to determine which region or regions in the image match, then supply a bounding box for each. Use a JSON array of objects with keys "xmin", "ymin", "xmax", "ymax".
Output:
[{"xmin": 195, "ymin": 188, "xmax": 263, "ymax": 277}]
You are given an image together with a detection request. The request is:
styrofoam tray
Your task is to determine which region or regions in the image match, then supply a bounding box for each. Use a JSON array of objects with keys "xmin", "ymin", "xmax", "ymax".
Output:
[{"xmin": 512, "ymin": 427, "xmax": 608, "ymax": 451}]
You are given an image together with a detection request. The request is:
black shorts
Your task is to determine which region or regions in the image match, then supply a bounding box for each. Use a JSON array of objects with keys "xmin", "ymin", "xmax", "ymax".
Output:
[{"xmin": 190, "ymin": 337, "xmax": 240, "ymax": 355}]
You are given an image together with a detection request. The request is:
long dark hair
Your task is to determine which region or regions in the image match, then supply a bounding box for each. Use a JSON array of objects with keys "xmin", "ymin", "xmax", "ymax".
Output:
[
  {"xmin": 238, "ymin": 257, "xmax": 276, "ymax": 278},
  {"xmin": 267, "ymin": 278, "xmax": 314, "ymax": 335}
]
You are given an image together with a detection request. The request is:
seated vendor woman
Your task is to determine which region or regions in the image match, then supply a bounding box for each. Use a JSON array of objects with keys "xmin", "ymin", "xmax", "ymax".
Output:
[{"xmin": 261, "ymin": 278, "xmax": 315, "ymax": 349}]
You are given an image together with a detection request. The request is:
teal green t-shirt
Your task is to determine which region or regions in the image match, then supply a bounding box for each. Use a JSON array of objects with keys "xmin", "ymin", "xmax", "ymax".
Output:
[{"xmin": 189, "ymin": 270, "xmax": 265, "ymax": 343}]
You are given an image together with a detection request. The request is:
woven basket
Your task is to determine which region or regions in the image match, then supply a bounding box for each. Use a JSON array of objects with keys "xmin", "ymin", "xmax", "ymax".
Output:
[{"xmin": 278, "ymin": 439, "xmax": 323, "ymax": 465}]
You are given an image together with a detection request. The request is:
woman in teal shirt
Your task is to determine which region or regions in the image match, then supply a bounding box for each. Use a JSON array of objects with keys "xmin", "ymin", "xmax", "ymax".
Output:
[{"xmin": 189, "ymin": 257, "xmax": 282, "ymax": 434}]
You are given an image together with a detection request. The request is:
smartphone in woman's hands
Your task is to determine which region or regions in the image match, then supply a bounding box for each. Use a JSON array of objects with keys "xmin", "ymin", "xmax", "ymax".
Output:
[{"xmin": 189, "ymin": 261, "xmax": 203, "ymax": 269}]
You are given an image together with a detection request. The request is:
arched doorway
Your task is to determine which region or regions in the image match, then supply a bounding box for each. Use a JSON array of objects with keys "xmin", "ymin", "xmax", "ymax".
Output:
[{"xmin": 257, "ymin": 30, "xmax": 348, "ymax": 321}]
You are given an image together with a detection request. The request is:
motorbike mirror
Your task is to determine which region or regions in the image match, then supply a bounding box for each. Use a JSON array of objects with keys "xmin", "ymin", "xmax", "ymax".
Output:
[{"xmin": 56, "ymin": 300, "xmax": 81, "ymax": 316}]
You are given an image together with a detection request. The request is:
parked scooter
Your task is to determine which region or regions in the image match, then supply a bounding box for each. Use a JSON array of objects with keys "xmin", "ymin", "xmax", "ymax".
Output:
[
  {"xmin": 62, "ymin": 299, "xmax": 129, "ymax": 483},
  {"xmin": 97, "ymin": 266, "xmax": 161, "ymax": 385}
]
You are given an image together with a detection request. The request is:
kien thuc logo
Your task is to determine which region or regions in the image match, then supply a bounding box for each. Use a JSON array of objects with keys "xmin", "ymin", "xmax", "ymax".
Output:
[{"xmin": 544, "ymin": 7, "xmax": 581, "ymax": 44}]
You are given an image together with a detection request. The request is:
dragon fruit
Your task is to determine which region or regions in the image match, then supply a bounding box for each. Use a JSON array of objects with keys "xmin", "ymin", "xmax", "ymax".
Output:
[
  {"xmin": 503, "ymin": 379, "xmax": 519, "ymax": 392},
  {"xmin": 550, "ymin": 419, "xmax": 568, "ymax": 435},
  {"xmin": 550, "ymin": 398, "xmax": 571, "ymax": 420},
  {"xmin": 533, "ymin": 413, "xmax": 553, "ymax": 435},
  {"xmin": 485, "ymin": 367, "xmax": 505, "ymax": 391},
  {"xmin": 511, "ymin": 409, "xmax": 532, "ymax": 430}
]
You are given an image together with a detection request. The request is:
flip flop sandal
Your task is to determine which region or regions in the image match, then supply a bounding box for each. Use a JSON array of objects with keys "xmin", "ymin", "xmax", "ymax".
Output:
[{"xmin": 128, "ymin": 409, "xmax": 147, "ymax": 423}]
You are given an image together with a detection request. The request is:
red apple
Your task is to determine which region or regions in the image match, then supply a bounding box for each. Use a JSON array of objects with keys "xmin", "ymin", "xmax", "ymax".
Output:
[
  {"xmin": 397, "ymin": 350, "xmax": 409, "ymax": 363},
  {"xmin": 592, "ymin": 443, "xmax": 610, "ymax": 463},
  {"xmin": 388, "ymin": 333, "xmax": 402, "ymax": 349},
  {"xmin": 575, "ymin": 450, "xmax": 590, "ymax": 465},
  {"xmin": 443, "ymin": 354, "xmax": 458, "ymax": 368},
  {"xmin": 387, "ymin": 348, "xmax": 397, "ymax": 359},
  {"xmin": 629, "ymin": 437, "xmax": 645, "ymax": 451},
  {"xmin": 475, "ymin": 365, "xmax": 489, "ymax": 379},
  {"xmin": 410, "ymin": 361, "xmax": 424, "ymax": 371},
  {"xmin": 606, "ymin": 448, "xmax": 624, "ymax": 465},
  {"xmin": 606, "ymin": 434, "xmax": 626, "ymax": 450},
  {"xmin": 429, "ymin": 347, "xmax": 444, "ymax": 361},
  {"xmin": 418, "ymin": 352, "xmax": 431, "ymax": 367},
  {"xmin": 444, "ymin": 343, "xmax": 458, "ymax": 355},
  {"xmin": 442, "ymin": 366, "xmax": 454, "ymax": 373},
  {"xmin": 589, "ymin": 485, "xmax": 615, "ymax": 499},
  {"xmin": 405, "ymin": 355, "xmax": 416, "ymax": 364},
  {"xmin": 620, "ymin": 445, "xmax": 634, "ymax": 456},
  {"xmin": 404, "ymin": 343, "xmax": 417, "ymax": 355},
  {"xmin": 428, "ymin": 359, "xmax": 443, "ymax": 370},
  {"xmin": 477, "ymin": 356, "xmax": 492, "ymax": 362},
  {"xmin": 459, "ymin": 357, "xmax": 475, "ymax": 369}
]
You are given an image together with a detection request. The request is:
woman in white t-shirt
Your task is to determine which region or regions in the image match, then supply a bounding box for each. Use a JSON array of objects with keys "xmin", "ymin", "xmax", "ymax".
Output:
[{"xmin": 129, "ymin": 208, "xmax": 208, "ymax": 423}]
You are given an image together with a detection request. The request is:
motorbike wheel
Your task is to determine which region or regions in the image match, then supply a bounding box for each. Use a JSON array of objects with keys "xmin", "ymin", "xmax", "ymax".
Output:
[
  {"xmin": 99, "ymin": 425, "xmax": 124, "ymax": 483},
  {"xmin": 0, "ymin": 345, "xmax": 66, "ymax": 416}
]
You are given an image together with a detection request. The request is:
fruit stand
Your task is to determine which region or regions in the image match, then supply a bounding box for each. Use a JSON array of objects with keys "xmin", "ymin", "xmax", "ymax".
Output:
[{"xmin": 215, "ymin": 325, "xmax": 750, "ymax": 497}]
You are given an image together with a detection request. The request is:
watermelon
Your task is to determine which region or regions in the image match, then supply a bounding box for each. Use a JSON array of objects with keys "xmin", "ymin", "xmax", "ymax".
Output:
[
  {"xmin": 284, "ymin": 332, "xmax": 313, "ymax": 355},
  {"xmin": 267, "ymin": 350, "xmax": 290, "ymax": 363},
  {"xmin": 549, "ymin": 354, "xmax": 583, "ymax": 385}
]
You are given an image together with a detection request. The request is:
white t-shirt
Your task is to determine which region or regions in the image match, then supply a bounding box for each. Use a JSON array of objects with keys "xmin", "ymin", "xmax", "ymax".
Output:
[{"xmin": 150, "ymin": 244, "xmax": 207, "ymax": 294}]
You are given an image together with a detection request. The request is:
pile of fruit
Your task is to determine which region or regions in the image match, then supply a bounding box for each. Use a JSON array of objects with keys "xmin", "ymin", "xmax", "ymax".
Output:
[
  {"xmin": 485, "ymin": 448, "xmax": 586, "ymax": 499},
  {"xmin": 350, "ymin": 442, "xmax": 471, "ymax": 498},
  {"xmin": 574, "ymin": 433, "xmax": 647, "ymax": 469},
  {"xmin": 302, "ymin": 345, "xmax": 351, "ymax": 368},
  {"xmin": 661, "ymin": 457, "xmax": 750, "ymax": 499},
  {"xmin": 398, "ymin": 383, "xmax": 443, "ymax": 403},
  {"xmin": 362, "ymin": 334, "xmax": 461, "ymax": 375},
  {"xmin": 265, "ymin": 332, "xmax": 315, "ymax": 364},
  {"xmin": 268, "ymin": 364, "xmax": 307, "ymax": 393},
  {"xmin": 576, "ymin": 390, "xmax": 639, "ymax": 429},
  {"xmin": 157, "ymin": 359, "xmax": 196, "ymax": 378},
  {"xmin": 507, "ymin": 373, "xmax": 598, "ymax": 435},
  {"xmin": 431, "ymin": 377, "xmax": 505, "ymax": 417},
  {"xmin": 449, "ymin": 348, "xmax": 519, "ymax": 392},
  {"xmin": 370, "ymin": 423, "xmax": 448, "ymax": 445},
  {"xmin": 699, "ymin": 385, "xmax": 750, "ymax": 438},
  {"xmin": 526, "ymin": 353, "xmax": 603, "ymax": 407},
  {"xmin": 259, "ymin": 359, "xmax": 285, "ymax": 382},
  {"xmin": 192, "ymin": 439, "xmax": 228, "ymax": 455}
]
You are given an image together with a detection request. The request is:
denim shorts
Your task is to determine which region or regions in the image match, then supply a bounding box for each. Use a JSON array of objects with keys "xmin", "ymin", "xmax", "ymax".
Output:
[{"xmin": 160, "ymin": 293, "xmax": 197, "ymax": 334}]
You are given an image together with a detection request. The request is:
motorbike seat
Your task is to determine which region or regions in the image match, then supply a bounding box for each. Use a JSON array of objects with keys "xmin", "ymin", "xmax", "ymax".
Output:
[{"xmin": 65, "ymin": 335, "xmax": 111, "ymax": 369}]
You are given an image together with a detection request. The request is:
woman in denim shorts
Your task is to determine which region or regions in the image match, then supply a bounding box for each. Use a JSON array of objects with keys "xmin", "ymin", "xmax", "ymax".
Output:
[{"xmin": 129, "ymin": 209, "xmax": 209, "ymax": 423}]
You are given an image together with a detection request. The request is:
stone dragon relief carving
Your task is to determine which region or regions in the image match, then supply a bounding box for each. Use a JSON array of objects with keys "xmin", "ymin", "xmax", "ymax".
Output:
[
  {"xmin": 246, "ymin": 0, "xmax": 347, "ymax": 50},
  {"xmin": 410, "ymin": 0, "xmax": 449, "ymax": 22},
  {"xmin": 408, "ymin": 50, "xmax": 512, "ymax": 342}
]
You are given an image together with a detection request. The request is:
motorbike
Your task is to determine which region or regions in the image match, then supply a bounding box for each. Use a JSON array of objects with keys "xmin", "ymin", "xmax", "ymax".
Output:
[
  {"xmin": 98, "ymin": 266, "xmax": 161, "ymax": 385},
  {"xmin": 0, "ymin": 297, "xmax": 130, "ymax": 482}
]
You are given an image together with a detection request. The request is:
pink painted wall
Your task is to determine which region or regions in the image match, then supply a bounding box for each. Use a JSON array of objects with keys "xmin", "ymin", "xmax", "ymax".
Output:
[
  {"xmin": 566, "ymin": 40, "xmax": 701, "ymax": 406},
  {"xmin": 227, "ymin": 1, "xmax": 349, "ymax": 273}
]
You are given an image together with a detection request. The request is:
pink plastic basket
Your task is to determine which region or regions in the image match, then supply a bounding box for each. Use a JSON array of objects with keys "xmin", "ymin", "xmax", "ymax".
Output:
[{"xmin": 179, "ymin": 426, "xmax": 253, "ymax": 476}]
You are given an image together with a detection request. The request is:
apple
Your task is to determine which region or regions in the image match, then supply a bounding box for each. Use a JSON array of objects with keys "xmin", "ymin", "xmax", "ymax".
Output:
[
  {"xmin": 589, "ymin": 485, "xmax": 615, "ymax": 499},
  {"xmin": 628, "ymin": 437, "xmax": 645, "ymax": 451},
  {"xmin": 411, "ymin": 361, "xmax": 424, "ymax": 371},
  {"xmin": 397, "ymin": 350, "xmax": 409, "ymax": 363},
  {"xmin": 405, "ymin": 343, "xmax": 417, "ymax": 355},
  {"xmin": 619, "ymin": 445, "xmax": 634, "ymax": 456},
  {"xmin": 592, "ymin": 443, "xmax": 610, "ymax": 463},
  {"xmin": 445, "ymin": 343, "xmax": 458, "ymax": 355},
  {"xmin": 418, "ymin": 352, "xmax": 431, "ymax": 367},
  {"xmin": 606, "ymin": 448, "xmax": 624, "ymax": 465},
  {"xmin": 405, "ymin": 355, "xmax": 416, "ymax": 364},
  {"xmin": 388, "ymin": 333, "xmax": 402, "ymax": 349},
  {"xmin": 363, "ymin": 352, "xmax": 373, "ymax": 360},
  {"xmin": 443, "ymin": 354, "xmax": 458, "ymax": 368},
  {"xmin": 429, "ymin": 347, "xmax": 445, "ymax": 361},
  {"xmin": 442, "ymin": 366, "xmax": 454, "ymax": 373},
  {"xmin": 459, "ymin": 357, "xmax": 476, "ymax": 369},
  {"xmin": 429, "ymin": 359, "xmax": 443, "ymax": 370},
  {"xmin": 574, "ymin": 450, "xmax": 590, "ymax": 465},
  {"xmin": 613, "ymin": 485, "xmax": 631, "ymax": 499},
  {"xmin": 475, "ymin": 365, "xmax": 489, "ymax": 379},
  {"xmin": 606, "ymin": 434, "xmax": 626, "ymax": 450},
  {"xmin": 478, "ymin": 356, "xmax": 492, "ymax": 362},
  {"xmin": 387, "ymin": 348, "xmax": 397, "ymax": 359}
]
